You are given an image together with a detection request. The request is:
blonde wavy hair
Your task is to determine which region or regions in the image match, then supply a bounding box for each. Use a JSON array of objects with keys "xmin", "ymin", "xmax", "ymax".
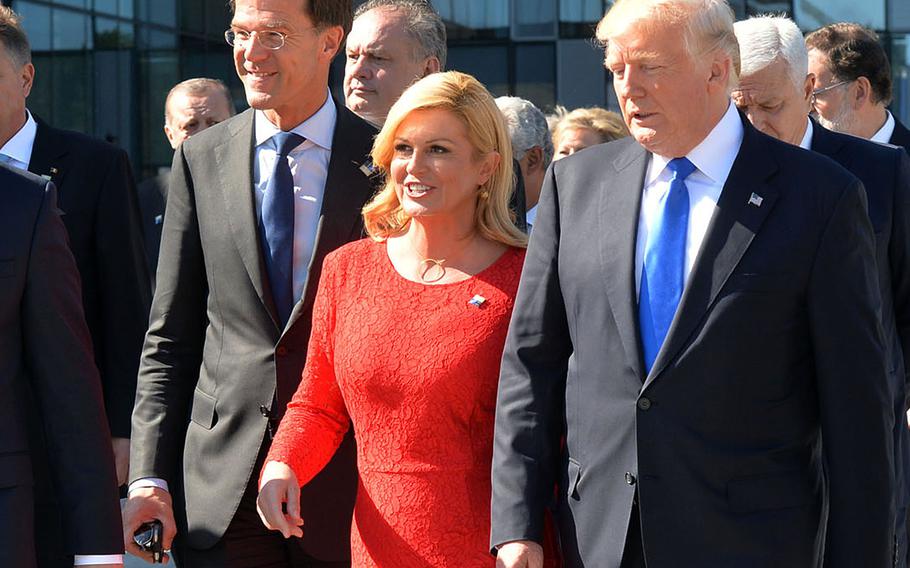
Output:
[
  {"xmin": 551, "ymin": 106, "xmax": 629, "ymax": 149},
  {"xmin": 363, "ymin": 71, "xmax": 527, "ymax": 248}
]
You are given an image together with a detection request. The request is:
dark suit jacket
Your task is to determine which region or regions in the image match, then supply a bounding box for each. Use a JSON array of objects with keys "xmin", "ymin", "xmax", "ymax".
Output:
[
  {"xmin": 889, "ymin": 115, "xmax": 910, "ymax": 155},
  {"xmin": 811, "ymin": 122, "xmax": 910, "ymax": 514},
  {"xmin": 28, "ymin": 117, "xmax": 151, "ymax": 436},
  {"xmin": 492, "ymin": 116, "xmax": 894, "ymax": 567},
  {"xmin": 131, "ymin": 103, "xmax": 378, "ymax": 559},
  {"xmin": 136, "ymin": 171, "xmax": 169, "ymax": 286},
  {"xmin": 0, "ymin": 165, "xmax": 121, "ymax": 566}
]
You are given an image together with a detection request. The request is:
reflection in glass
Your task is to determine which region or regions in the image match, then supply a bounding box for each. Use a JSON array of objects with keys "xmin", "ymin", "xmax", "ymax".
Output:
[
  {"xmin": 52, "ymin": 52, "xmax": 91, "ymax": 133},
  {"xmin": 53, "ymin": 9, "xmax": 91, "ymax": 50},
  {"xmin": 437, "ymin": 0, "xmax": 508, "ymax": 40},
  {"xmin": 793, "ymin": 0, "xmax": 885, "ymax": 31},
  {"xmin": 892, "ymin": 35, "xmax": 910, "ymax": 125},
  {"xmin": 17, "ymin": 2, "xmax": 52, "ymax": 51}
]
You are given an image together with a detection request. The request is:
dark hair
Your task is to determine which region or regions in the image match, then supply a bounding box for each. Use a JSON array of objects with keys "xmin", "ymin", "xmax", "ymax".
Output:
[
  {"xmin": 228, "ymin": 0, "xmax": 353, "ymax": 36},
  {"xmin": 0, "ymin": 7, "xmax": 32, "ymax": 67},
  {"xmin": 354, "ymin": 0, "xmax": 446, "ymax": 69},
  {"xmin": 805, "ymin": 23, "xmax": 892, "ymax": 105}
]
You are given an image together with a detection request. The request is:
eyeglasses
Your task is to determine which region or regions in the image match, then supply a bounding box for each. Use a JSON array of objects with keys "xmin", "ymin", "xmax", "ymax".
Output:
[
  {"xmin": 811, "ymin": 79, "xmax": 852, "ymax": 102},
  {"xmin": 224, "ymin": 28, "xmax": 309, "ymax": 50}
]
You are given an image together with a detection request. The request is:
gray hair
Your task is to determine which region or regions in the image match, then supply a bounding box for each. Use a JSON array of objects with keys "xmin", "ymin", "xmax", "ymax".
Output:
[
  {"xmin": 164, "ymin": 78, "xmax": 236, "ymax": 124},
  {"xmin": 495, "ymin": 96, "xmax": 554, "ymax": 167},
  {"xmin": 355, "ymin": 0, "xmax": 447, "ymax": 69},
  {"xmin": 597, "ymin": 0, "xmax": 740, "ymax": 93},
  {"xmin": 0, "ymin": 7, "xmax": 31, "ymax": 67},
  {"xmin": 734, "ymin": 16, "xmax": 807, "ymax": 89}
]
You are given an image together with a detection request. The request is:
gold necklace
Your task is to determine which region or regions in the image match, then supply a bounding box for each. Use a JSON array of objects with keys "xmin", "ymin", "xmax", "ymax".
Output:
[{"xmin": 409, "ymin": 233, "xmax": 477, "ymax": 284}]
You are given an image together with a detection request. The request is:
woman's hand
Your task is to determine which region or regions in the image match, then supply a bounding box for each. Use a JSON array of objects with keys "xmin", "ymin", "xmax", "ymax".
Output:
[{"xmin": 256, "ymin": 461, "xmax": 304, "ymax": 539}]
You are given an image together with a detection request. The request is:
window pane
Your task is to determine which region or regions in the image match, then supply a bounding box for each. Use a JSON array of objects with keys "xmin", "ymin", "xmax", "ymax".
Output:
[
  {"xmin": 515, "ymin": 43, "xmax": 555, "ymax": 110},
  {"xmin": 53, "ymin": 52, "xmax": 92, "ymax": 133},
  {"xmin": 446, "ymin": 45, "xmax": 508, "ymax": 97},
  {"xmin": 512, "ymin": 0, "xmax": 557, "ymax": 39},
  {"xmin": 892, "ymin": 35, "xmax": 910, "ymax": 126},
  {"xmin": 138, "ymin": 0, "xmax": 178, "ymax": 27},
  {"xmin": 94, "ymin": 0, "xmax": 118, "ymax": 16},
  {"xmin": 559, "ymin": 0, "xmax": 606, "ymax": 38},
  {"xmin": 437, "ymin": 0, "xmax": 509, "ymax": 40},
  {"xmin": 793, "ymin": 0, "xmax": 885, "ymax": 31},
  {"xmin": 53, "ymin": 9, "xmax": 91, "ymax": 50},
  {"xmin": 17, "ymin": 1, "xmax": 52, "ymax": 52}
]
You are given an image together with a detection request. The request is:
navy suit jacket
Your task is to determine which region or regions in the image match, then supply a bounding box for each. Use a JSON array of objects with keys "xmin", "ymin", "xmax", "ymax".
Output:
[
  {"xmin": 889, "ymin": 115, "xmax": 910, "ymax": 155},
  {"xmin": 492, "ymin": 115, "xmax": 894, "ymax": 567},
  {"xmin": 0, "ymin": 165, "xmax": 121, "ymax": 566}
]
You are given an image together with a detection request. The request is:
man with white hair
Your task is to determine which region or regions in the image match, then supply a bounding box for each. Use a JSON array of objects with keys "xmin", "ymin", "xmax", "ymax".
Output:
[
  {"xmin": 495, "ymin": 96, "xmax": 554, "ymax": 230},
  {"xmin": 491, "ymin": 1, "xmax": 894, "ymax": 566},
  {"xmin": 733, "ymin": 15, "xmax": 910, "ymax": 565}
]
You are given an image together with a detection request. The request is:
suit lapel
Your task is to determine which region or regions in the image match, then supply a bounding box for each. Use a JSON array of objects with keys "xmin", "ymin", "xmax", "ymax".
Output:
[
  {"xmin": 28, "ymin": 120, "xmax": 69, "ymax": 188},
  {"xmin": 282, "ymin": 105, "xmax": 377, "ymax": 334},
  {"xmin": 215, "ymin": 110, "xmax": 282, "ymax": 329},
  {"xmin": 644, "ymin": 119, "xmax": 780, "ymax": 389},
  {"xmin": 599, "ymin": 142, "xmax": 649, "ymax": 382}
]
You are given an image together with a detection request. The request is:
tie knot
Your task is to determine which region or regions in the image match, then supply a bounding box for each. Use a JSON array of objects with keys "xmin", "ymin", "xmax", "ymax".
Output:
[
  {"xmin": 270, "ymin": 132, "xmax": 305, "ymax": 157},
  {"xmin": 667, "ymin": 157, "xmax": 696, "ymax": 181}
]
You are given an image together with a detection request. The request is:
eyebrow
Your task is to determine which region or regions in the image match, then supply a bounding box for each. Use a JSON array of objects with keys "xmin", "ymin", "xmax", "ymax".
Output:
[{"xmin": 394, "ymin": 137, "xmax": 456, "ymax": 145}]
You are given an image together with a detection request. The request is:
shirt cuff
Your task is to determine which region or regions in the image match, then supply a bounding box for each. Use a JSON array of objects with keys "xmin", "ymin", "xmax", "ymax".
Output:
[
  {"xmin": 128, "ymin": 477, "xmax": 169, "ymax": 494},
  {"xmin": 73, "ymin": 554, "xmax": 124, "ymax": 565}
]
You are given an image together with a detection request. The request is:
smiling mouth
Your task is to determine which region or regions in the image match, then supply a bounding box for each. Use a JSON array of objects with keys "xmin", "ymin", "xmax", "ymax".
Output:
[{"xmin": 405, "ymin": 183, "xmax": 432, "ymax": 197}]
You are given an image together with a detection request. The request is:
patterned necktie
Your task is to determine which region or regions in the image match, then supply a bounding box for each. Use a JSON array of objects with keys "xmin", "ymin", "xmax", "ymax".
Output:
[
  {"xmin": 639, "ymin": 157, "xmax": 696, "ymax": 373},
  {"xmin": 261, "ymin": 132, "xmax": 305, "ymax": 327}
]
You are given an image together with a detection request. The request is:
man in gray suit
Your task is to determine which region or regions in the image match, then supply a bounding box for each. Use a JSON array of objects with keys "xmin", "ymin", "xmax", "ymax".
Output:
[
  {"xmin": 122, "ymin": 0, "xmax": 377, "ymax": 566},
  {"xmin": 491, "ymin": 0, "xmax": 894, "ymax": 566},
  {"xmin": 0, "ymin": 163, "xmax": 122, "ymax": 568}
]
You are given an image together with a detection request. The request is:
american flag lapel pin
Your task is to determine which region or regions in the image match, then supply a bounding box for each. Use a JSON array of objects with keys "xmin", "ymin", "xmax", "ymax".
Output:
[
  {"xmin": 468, "ymin": 294, "xmax": 486, "ymax": 308},
  {"xmin": 357, "ymin": 158, "xmax": 378, "ymax": 177},
  {"xmin": 748, "ymin": 192, "xmax": 763, "ymax": 207}
]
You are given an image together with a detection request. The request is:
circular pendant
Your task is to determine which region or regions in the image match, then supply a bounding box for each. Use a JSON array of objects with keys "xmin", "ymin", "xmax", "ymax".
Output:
[{"xmin": 418, "ymin": 258, "xmax": 446, "ymax": 283}]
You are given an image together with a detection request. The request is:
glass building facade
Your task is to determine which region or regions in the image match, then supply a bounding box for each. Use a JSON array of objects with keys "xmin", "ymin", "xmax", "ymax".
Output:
[{"xmin": 3, "ymin": 0, "xmax": 909, "ymax": 177}]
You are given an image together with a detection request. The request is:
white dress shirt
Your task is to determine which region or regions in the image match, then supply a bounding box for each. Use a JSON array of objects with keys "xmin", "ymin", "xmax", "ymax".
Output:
[
  {"xmin": 871, "ymin": 110, "xmax": 896, "ymax": 144},
  {"xmin": 526, "ymin": 205, "xmax": 537, "ymax": 231},
  {"xmin": 799, "ymin": 118, "xmax": 814, "ymax": 150},
  {"xmin": 0, "ymin": 109, "xmax": 36, "ymax": 170},
  {"xmin": 634, "ymin": 101, "xmax": 744, "ymax": 296},
  {"xmin": 128, "ymin": 95, "xmax": 338, "ymax": 557}
]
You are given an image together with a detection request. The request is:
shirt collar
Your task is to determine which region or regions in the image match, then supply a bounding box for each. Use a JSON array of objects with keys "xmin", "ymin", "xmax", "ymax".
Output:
[
  {"xmin": 254, "ymin": 90, "xmax": 336, "ymax": 151},
  {"xmin": 871, "ymin": 110, "xmax": 896, "ymax": 144},
  {"xmin": 799, "ymin": 117, "xmax": 813, "ymax": 150},
  {"xmin": 0, "ymin": 109, "xmax": 37, "ymax": 167},
  {"xmin": 647, "ymin": 101, "xmax": 743, "ymax": 186}
]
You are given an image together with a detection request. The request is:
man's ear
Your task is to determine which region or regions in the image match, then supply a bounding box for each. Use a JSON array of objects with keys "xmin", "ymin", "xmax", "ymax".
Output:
[
  {"xmin": 707, "ymin": 52, "xmax": 731, "ymax": 92},
  {"xmin": 423, "ymin": 57, "xmax": 441, "ymax": 77},
  {"xmin": 20, "ymin": 63, "xmax": 34, "ymax": 99},
  {"xmin": 853, "ymin": 76, "xmax": 873, "ymax": 108},
  {"xmin": 320, "ymin": 26, "xmax": 345, "ymax": 61},
  {"xmin": 525, "ymin": 146, "xmax": 545, "ymax": 173}
]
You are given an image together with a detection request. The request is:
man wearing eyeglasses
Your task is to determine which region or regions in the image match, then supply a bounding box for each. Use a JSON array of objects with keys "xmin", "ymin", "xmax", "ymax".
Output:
[
  {"xmin": 806, "ymin": 23, "xmax": 910, "ymax": 154},
  {"xmin": 123, "ymin": 1, "xmax": 377, "ymax": 566}
]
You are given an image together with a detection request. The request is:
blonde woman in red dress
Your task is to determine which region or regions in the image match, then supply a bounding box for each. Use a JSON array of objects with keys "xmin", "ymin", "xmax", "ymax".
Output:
[{"xmin": 256, "ymin": 71, "xmax": 538, "ymax": 567}]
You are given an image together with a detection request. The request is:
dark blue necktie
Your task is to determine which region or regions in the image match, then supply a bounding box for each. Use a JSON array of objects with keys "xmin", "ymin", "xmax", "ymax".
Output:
[
  {"xmin": 261, "ymin": 132, "xmax": 304, "ymax": 327},
  {"xmin": 639, "ymin": 157, "xmax": 696, "ymax": 373}
]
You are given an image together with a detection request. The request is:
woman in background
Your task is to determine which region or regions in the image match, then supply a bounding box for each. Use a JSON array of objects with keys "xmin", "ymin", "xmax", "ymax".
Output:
[{"xmin": 551, "ymin": 106, "xmax": 628, "ymax": 159}]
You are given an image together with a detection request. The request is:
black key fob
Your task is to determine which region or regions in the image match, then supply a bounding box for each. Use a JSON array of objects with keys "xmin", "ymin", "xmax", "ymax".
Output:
[{"xmin": 133, "ymin": 520, "xmax": 164, "ymax": 563}]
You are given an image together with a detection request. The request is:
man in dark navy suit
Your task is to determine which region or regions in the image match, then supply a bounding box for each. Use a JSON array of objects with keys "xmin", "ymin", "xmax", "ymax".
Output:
[
  {"xmin": 735, "ymin": 15, "xmax": 910, "ymax": 566},
  {"xmin": 491, "ymin": 1, "xmax": 894, "ymax": 567}
]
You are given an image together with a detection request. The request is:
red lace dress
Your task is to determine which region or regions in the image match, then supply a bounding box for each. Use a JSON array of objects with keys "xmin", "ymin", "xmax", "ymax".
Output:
[{"xmin": 266, "ymin": 238, "xmax": 526, "ymax": 567}]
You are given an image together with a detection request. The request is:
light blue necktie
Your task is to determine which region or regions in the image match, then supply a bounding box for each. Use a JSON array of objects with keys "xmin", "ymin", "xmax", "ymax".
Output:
[
  {"xmin": 261, "ymin": 132, "xmax": 305, "ymax": 327},
  {"xmin": 639, "ymin": 157, "xmax": 696, "ymax": 373}
]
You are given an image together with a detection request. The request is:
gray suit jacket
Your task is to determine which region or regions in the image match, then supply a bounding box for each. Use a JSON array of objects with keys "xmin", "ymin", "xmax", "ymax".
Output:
[
  {"xmin": 492, "ymin": 116, "xmax": 895, "ymax": 567},
  {"xmin": 130, "ymin": 104, "xmax": 378, "ymax": 559},
  {"xmin": 0, "ymin": 165, "xmax": 121, "ymax": 565}
]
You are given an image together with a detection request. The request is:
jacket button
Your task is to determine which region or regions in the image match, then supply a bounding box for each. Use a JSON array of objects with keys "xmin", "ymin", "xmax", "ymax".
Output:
[
  {"xmin": 276, "ymin": 346, "xmax": 289, "ymax": 357},
  {"xmin": 637, "ymin": 397, "xmax": 652, "ymax": 410},
  {"xmin": 625, "ymin": 472, "xmax": 636, "ymax": 485}
]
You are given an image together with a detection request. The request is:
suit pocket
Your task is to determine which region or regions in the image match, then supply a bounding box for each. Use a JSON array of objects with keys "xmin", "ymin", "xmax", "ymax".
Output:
[
  {"xmin": 727, "ymin": 469, "xmax": 817, "ymax": 513},
  {"xmin": 567, "ymin": 458, "xmax": 582, "ymax": 500},
  {"xmin": 190, "ymin": 387, "xmax": 217, "ymax": 430},
  {"xmin": 0, "ymin": 259, "xmax": 15, "ymax": 278}
]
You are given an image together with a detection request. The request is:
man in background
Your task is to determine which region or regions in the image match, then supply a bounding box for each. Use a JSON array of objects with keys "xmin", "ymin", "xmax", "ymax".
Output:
[
  {"xmin": 137, "ymin": 77, "xmax": 235, "ymax": 280},
  {"xmin": 733, "ymin": 15, "xmax": 910, "ymax": 564},
  {"xmin": 0, "ymin": 7, "xmax": 149, "ymax": 567},
  {"xmin": 495, "ymin": 96, "xmax": 553, "ymax": 231},
  {"xmin": 806, "ymin": 23, "xmax": 910, "ymax": 152},
  {"xmin": 343, "ymin": 0, "xmax": 445, "ymax": 126}
]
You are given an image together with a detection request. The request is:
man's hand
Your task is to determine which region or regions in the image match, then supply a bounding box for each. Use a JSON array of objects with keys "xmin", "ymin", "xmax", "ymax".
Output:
[
  {"xmin": 257, "ymin": 461, "xmax": 304, "ymax": 539},
  {"xmin": 111, "ymin": 437, "xmax": 130, "ymax": 486},
  {"xmin": 496, "ymin": 540, "xmax": 544, "ymax": 568},
  {"xmin": 122, "ymin": 487, "xmax": 177, "ymax": 564}
]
